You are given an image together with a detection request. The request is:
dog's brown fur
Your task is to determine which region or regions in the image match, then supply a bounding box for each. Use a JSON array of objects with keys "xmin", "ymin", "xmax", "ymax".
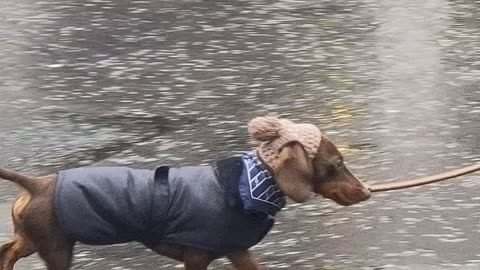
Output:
[{"xmin": 0, "ymin": 134, "xmax": 370, "ymax": 270}]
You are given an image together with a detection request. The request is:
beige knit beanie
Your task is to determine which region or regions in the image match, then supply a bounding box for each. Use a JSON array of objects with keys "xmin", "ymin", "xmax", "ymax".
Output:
[{"xmin": 248, "ymin": 116, "xmax": 322, "ymax": 170}]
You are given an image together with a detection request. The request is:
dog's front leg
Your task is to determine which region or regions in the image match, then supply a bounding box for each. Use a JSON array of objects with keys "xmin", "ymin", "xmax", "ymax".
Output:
[
  {"xmin": 183, "ymin": 249, "xmax": 214, "ymax": 270},
  {"xmin": 227, "ymin": 250, "xmax": 261, "ymax": 270}
]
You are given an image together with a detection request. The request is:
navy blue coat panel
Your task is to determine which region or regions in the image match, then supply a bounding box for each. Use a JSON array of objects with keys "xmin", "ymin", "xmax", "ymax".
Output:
[
  {"xmin": 54, "ymin": 167, "xmax": 170, "ymax": 245},
  {"xmin": 54, "ymin": 160, "xmax": 274, "ymax": 255},
  {"xmin": 160, "ymin": 166, "xmax": 274, "ymax": 254}
]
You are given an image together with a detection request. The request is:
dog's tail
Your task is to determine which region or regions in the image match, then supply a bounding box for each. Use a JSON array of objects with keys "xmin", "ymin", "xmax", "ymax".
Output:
[{"xmin": 0, "ymin": 168, "xmax": 42, "ymax": 194}]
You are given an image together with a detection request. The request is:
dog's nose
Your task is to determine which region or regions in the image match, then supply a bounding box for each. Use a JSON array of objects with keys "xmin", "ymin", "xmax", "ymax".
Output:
[{"xmin": 361, "ymin": 187, "xmax": 371, "ymax": 200}]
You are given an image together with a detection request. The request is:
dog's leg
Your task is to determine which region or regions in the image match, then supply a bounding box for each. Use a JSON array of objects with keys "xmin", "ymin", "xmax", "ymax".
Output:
[
  {"xmin": 227, "ymin": 250, "xmax": 261, "ymax": 270},
  {"xmin": 0, "ymin": 192, "xmax": 37, "ymax": 270},
  {"xmin": 20, "ymin": 183, "xmax": 75, "ymax": 270},
  {"xmin": 37, "ymin": 241, "xmax": 74, "ymax": 270},
  {"xmin": 0, "ymin": 235, "xmax": 36, "ymax": 270},
  {"xmin": 183, "ymin": 249, "xmax": 214, "ymax": 270}
]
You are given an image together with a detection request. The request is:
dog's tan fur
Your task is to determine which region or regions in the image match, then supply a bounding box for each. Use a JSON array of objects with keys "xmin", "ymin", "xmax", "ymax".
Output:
[{"xmin": 0, "ymin": 134, "xmax": 370, "ymax": 270}]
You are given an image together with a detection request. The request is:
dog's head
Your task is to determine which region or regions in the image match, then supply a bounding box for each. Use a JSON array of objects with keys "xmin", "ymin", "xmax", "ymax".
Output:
[
  {"xmin": 249, "ymin": 117, "xmax": 371, "ymax": 206},
  {"xmin": 273, "ymin": 136, "xmax": 370, "ymax": 205}
]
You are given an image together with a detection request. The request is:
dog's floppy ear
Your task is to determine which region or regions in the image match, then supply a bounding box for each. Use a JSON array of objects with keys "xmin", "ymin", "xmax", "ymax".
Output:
[{"xmin": 272, "ymin": 142, "xmax": 315, "ymax": 203}]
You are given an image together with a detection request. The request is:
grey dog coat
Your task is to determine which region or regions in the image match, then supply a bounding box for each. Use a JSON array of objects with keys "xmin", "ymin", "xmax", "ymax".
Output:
[{"xmin": 54, "ymin": 157, "xmax": 276, "ymax": 255}]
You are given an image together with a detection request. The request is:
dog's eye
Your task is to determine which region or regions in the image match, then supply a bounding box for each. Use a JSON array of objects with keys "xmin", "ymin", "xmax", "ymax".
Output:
[
  {"xmin": 336, "ymin": 159, "xmax": 344, "ymax": 169},
  {"xmin": 327, "ymin": 165, "xmax": 337, "ymax": 177}
]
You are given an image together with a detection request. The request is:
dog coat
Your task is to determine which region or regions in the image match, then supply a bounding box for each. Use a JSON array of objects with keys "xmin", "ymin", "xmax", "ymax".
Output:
[
  {"xmin": 54, "ymin": 155, "xmax": 283, "ymax": 255},
  {"xmin": 238, "ymin": 153, "xmax": 285, "ymax": 216}
]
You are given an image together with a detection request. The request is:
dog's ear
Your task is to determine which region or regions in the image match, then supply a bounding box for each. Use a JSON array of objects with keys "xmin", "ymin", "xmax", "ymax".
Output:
[{"xmin": 273, "ymin": 142, "xmax": 315, "ymax": 203}]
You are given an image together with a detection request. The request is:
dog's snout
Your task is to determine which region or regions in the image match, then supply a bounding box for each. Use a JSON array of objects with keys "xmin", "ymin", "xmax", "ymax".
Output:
[
  {"xmin": 359, "ymin": 186, "xmax": 372, "ymax": 201},
  {"xmin": 361, "ymin": 188, "xmax": 371, "ymax": 200}
]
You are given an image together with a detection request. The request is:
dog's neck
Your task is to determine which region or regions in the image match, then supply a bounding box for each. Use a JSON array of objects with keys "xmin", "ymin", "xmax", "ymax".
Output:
[{"xmin": 238, "ymin": 152, "xmax": 285, "ymax": 216}]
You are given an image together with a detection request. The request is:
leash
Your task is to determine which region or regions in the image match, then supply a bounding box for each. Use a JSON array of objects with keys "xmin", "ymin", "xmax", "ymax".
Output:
[{"xmin": 368, "ymin": 162, "xmax": 480, "ymax": 192}]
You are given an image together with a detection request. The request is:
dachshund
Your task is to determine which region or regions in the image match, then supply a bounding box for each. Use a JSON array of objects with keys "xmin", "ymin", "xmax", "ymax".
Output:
[{"xmin": 0, "ymin": 117, "xmax": 371, "ymax": 270}]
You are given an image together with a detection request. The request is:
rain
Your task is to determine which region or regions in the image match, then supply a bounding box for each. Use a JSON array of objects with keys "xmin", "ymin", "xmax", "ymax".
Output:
[{"xmin": 0, "ymin": 0, "xmax": 479, "ymax": 269}]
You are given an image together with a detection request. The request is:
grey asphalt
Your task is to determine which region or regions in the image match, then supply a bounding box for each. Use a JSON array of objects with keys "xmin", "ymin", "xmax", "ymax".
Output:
[{"xmin": 0, "ymin": 0, "xmax": 479, "ymax": 269}]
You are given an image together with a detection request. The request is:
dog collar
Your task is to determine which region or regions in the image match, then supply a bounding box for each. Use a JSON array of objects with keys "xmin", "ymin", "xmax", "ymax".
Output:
[{"xmin": 238, "ymin": 152, "xmax": 286, "ymax": 216}]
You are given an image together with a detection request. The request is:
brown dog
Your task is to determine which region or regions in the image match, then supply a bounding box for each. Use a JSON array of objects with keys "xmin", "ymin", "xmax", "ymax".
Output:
[{"xmin": 0, "ymin": 119, "xmax": 370, "ymax": 270}]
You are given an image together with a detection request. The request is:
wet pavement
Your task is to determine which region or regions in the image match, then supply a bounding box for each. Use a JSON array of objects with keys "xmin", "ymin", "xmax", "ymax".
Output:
[{"xmin": 0, "ymin": 0, "xmax": 479, "ymax": 269}]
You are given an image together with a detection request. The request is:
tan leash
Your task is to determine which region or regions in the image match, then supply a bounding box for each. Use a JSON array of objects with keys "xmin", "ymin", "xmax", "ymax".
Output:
[{"xmin": 368, "ymin": 162, "xmax": 480, "ymax": 192}]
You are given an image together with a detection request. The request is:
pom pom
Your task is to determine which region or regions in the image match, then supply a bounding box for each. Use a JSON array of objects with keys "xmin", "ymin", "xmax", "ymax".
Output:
[{"xmin": 248, "ymin": 116, "xmax": 282, "ymax": 142}]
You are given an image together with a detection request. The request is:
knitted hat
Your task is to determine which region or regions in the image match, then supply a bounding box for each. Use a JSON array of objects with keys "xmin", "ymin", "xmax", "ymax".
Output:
[{"xmin": 248, "ymin": 116, "xmax": 322, "ymax": 170}]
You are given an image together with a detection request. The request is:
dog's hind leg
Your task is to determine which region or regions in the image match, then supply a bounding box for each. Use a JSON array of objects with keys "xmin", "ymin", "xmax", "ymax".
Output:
[
  {"xmin": 183, "ymin": 249, "xmax": 215, "ymax": 270},
  {"xmin": 0, "ymin": 191, "xmax": 37, "ymax": 270},
  {"xmin": 0, "ymin": 235, "xmax": 36, "ymax": 270},
  {"xmin": 37, "ymin": 240, "xmax": 74, "ymax": 270}
]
